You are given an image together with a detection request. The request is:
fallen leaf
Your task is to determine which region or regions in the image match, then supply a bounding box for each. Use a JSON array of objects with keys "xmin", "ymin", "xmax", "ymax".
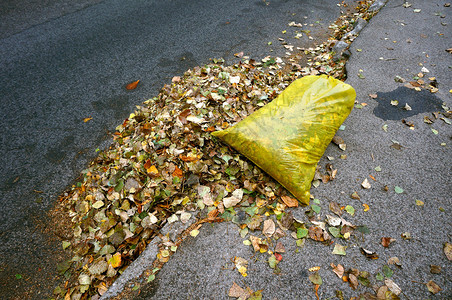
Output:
[
  {"xmin": 309, "ymin": 226, "xmax": 330, "ymax": 242},
  {"xmin": 329, "ymin": 201, "xmax": 342, "ymax": 216},
  {"xmin": 297, "ymin": 227, "xmax": 309, "ymax": 239},
  {"xmin": 444, "ymin": 242, "xmax": 452, "ymax": 260},
  {"xmin": 281, "ymin": 195, "xmax": 298, "ymax": 207},
  {"xmin": 351, "ymin": 191, "xmax": 360, "ymax": 200},
  {"xmin": 345, "ymin": 205, "xmax": 355, "ymax": 216},
  {"xmin": 382, "ymin": 265, "xmax": 393, "ymax": 278},
  {"xmin": 401, "ymin": 232, "xmax": 411, "ymax": 240},
  {"xmin": 108, "ymin": 253, "xmax": 122, "ymax": 268},
  {"xmin": 234, "ymin": 256, "xmax": 248, "ymax": 277},
  {"xmin": 394, "ymin": 186, "xmax": 404, "ymax": 194},
  {"xmin": 361, "ymin": 178, "xmax": 371, "ymax": 189},
  {"xmin": 309, "ymin": 272, "xmax": 323, "ymax": 285},
  {"xmin": 309, "ymin": 266, "xmax": 321, "ymax": 272},
  {"xmin": 363, "ymin": 203, "xmax": 370, "ymax": 211},
  {"xmin": 190, "ymin": 229, "xmax": 200, "ymax": 237},
  {"xmin": 369, "ymin": 93, "xmax": 378, "ymax": 99},
  {"xmin": 415, "ymin": 199, "xmax": 424, "ymax": 206},
  {"xmin": 385, "ymin": 278, "xmax": 402, "ymax": 295},
  {"xmin": 268, "ymin": 254, "xmax": 278, "ymax": 269},
  {"xmin": 430, "ymin": 265, "xmax": 441, "ymax": 274},
  {"xmin": 88, "ymin": 259, "xmax": 108, "ymax": 275},
  {"xmin": 263, "ymin": 219, "xmax": 275, "ymax": 237},
  {"xmin": 360, "ymin": 247, "xmax": 379, "ymax": 259},
  {"xmin": 275, "ymin": 242, "xmax": 285, "ymax": 253},
  {"xmin": 332, "ymin": 244, "xmax": 347, "ymax": 255},
  {"xmin": 381, "ymin": 237, "xmax": 396, "ymax": 247},
  {"xmin": 126, "ymin": 80, "xmax": 140, "ymax": 90},
  {"xmin": 388, "ymin": 257, "xmax": 401, "ymax": 267},
  {"xmin": 348, "ymin": 273, "xmax": 358, "ymax": 290},
  {"xmin": 426, "ymin": 280, "xmax": 442, "ymax": 294},
  {"xmin": 331, "ymin": 263, "xmax": 344, "ymax": 278},
  {"xmin": 83, "ymin": 117, "xmax": 93, "ymax": 123},
  {"xmin": 228, "ymin": 282, "xmax": 247, "ymax": 298}
]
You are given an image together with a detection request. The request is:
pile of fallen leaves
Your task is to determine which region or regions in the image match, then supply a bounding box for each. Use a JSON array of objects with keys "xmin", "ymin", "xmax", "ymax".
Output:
[
  {"xmin": 52, "ymin": 1, "xmax": 404, "ymax": 299},
  {"xmin": 55, "ymin": 57, "xmax": 306, "ymax": 298}
]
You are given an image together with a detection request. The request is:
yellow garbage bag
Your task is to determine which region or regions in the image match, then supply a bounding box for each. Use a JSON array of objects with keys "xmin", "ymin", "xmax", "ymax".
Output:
[{"xmin": 212, "ymin": 75, "xmax": 356, "ymax": 205}]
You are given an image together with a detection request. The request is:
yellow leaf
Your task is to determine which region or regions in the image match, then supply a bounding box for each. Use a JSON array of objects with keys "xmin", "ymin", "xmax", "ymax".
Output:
[
  {"xmin": 147, "ymin": 165, "xmax": 158, "ymax": 176},
  {"xmin": 83, "ymin": 117, "xmax": 93, "ymax": 123},
  {"xmin": 190, "ymin": 229, "xmax": 199, "ymax": 237},
  {"xmin": 309, "ymin": 266, "xmax": 321, "ymax": 272},
  {"xmin": 363, "ymin": 203, "xmax": 370, "ymax": 211},
  {"xmin": 108, "ymin": 253, "xmax": 122, "ymax": 268}
]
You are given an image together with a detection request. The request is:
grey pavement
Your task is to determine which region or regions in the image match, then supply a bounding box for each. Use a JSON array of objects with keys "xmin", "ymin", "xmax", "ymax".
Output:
[
  {"xmin": 109, "ymin": 0, "xmax": 452, "ymax": 299},
  {"xmin": 0, "ymin": 0, "xmax": 350, "ymax": 298}
]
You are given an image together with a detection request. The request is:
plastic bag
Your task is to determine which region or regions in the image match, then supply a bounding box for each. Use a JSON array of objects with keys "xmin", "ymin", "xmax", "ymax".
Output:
[{"xmin": 212, "ymin": 75, "xmax": 356, "ymax": 205}]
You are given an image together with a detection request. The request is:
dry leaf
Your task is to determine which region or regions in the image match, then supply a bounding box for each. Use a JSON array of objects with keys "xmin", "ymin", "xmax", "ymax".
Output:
[
  {"xmin": 275, "ymin": 242, "xmax": 285, "ymax": 253},
  {"xmin": 361, "ymin": 178, "xmax": 371, "ymax": 189},
  {"xmin": 381, "ymin": 237, "xmax": 396, "ymax": 247},
  {"xmin": 263, "ymin": 219, "xmax": 276, "ymax": 237},
  {"xmin": 281, "ymin": 195, "xmax": 298, "ymax": 207},
  {"xmin": 426, "ymin": 280, "xmax": 442, "ymax": 294},
  {"xmin": 385, "ymin": 279, "xmax": 402, "ymax": 295},
  {"xmin": 126, "ymin": 80, "xmax": 140, "ymax": 90},
  {"xmin": 228, "ymin": 282, "xmax": 247, "ymax": 298},
  {"xmin": 331, "ymin": 263, "xmax": 344, "ymax": 278},
  {"xmin": 83, "ymin": 117, "xmax": 93, "ymax": 123},
  {"xmin": 309, "ymin": 266, "xmax": 321, "ymax": 272}
]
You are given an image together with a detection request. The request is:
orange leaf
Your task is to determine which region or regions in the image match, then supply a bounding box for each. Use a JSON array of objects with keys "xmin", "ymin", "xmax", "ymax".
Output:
[
  {"xmin": 281, "ymin": 195, "xmax": 298, "ymax": 207},
  {"xmin": 172, "ymin": 166, "xmax": 183, "ymax": 178},
  {"xmin": 363, "ymin": 203, "xmax": 370, "ymax": 212},
  {"xmin": 126, "ymin": 80, "xmax": 140, "ymax": 90},
  {"xmin": 179, "ymin": 154, "xmax": 199, "ymax": 162},
  {"xmin": 314, "ymin": 284, "xmax": 320, "ymax": 300},
  {"xmin": 369, "ymin": 175, "xmax": 376, "ymax": 181},
  {"xmin": 83, "ymin": 117, "xmax": 93, "ymax": 123},
  {"xmin": 147, "ymin": 165, "xmax": 158, "ymax": 176}
]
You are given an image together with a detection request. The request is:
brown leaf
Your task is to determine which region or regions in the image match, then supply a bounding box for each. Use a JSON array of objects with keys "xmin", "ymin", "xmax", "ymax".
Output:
[
  {"xmin": 381, "ymin": 237, "xmax": 396, "ymax": 247},
  {"xmin": 250, "ymin": 235, "xmax": 261, "ymax": 252},
  {"xmin": 369, "ymin": 93, "xmax": 378, "ymax": 99},
  {"xmin": 275, "ymin": 242, "xmax": 285, "ymax": 253},
  {"xmin": 281, "ymin": 195, "xmax": 298, "ymax": 207},
  {"xmin": 332, "ymin": 136, "xmax": 345, "ymax": 145},
  {"xmin": 263, "ymin": 219, "xmax": 275, "ymax": 237},
  {"xmin": 308, "ymin": 226, "xmax": 330, "ymax": 242},
  {"xmin": 348, "ymin": 273, "xmax": 359, "ymax": 290},
  {"xmin": 351, "ymin": 191, "xmax": 360, "ymax": 200},
  {"xmin": 126, "ymin": 80, "xmax": 140, "ymax": 90},
  {"xmin": 430, "ymin": 265, "xmax": 441, "ymax": 274},
  {"xmin": 329, "ymin": 201, "xmax": 342, "ymax": 216},
  {"xmin": 444, "ymin": 242, "xmax": 452, "ymax": 260},
  {"xmin": 426, "ymin": 280, "xmax": 442, "ymax": 294},
  {"xmin": 385, "ymin": 279, "xmax": 402, "ymax": 296},
  {"xmin": 228, "ymin": 282, "xmax": 247, "ymax": 298},
  {"xmin": 331, "ymin": 263, "xmax": 344, "ymax": 278},
  {"xmin": 360, "ymin": 247, "xmax": 379, "ymax": 259},
  {"xmin": 387, "ymin": 257, "xmax": 401, "ymax": 267}
]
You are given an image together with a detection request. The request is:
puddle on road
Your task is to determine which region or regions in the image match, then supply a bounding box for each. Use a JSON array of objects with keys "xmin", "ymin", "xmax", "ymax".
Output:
[{"xmin": 373, "ymin": 87, "xmax": 444, "ymax": 120}]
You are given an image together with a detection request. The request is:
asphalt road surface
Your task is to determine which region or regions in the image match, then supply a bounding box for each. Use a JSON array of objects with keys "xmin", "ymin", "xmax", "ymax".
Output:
[{"xmin": 0, "ymin": 0, "xmax": 348, "ymax": 297}]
